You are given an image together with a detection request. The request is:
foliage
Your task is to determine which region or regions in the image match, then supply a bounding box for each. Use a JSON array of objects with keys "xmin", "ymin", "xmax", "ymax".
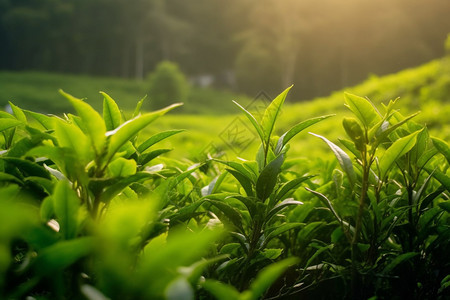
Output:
[
  {"xmin": 0, "ymin": 85, "xmax": 449, "ymax": 299},
  {"xmin": 147, "ymin": 61, "xmax": 190, "ymax": 110}
]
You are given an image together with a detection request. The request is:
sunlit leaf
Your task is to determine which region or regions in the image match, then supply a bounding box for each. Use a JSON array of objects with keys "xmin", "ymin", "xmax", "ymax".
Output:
[
  {"xmin": 8, "ymin": 102, "xmax": 27, "ymax": 124},
  {"xmin": 379, "ymin": 130, "xmax": 421, "ymax": 179},
  {"xmin": 54, "ymin": 119, "xmax": 91, "ymax": 163},
  {"xmin": 432, "ymin": 137, "xmax": 450, "ymax": 165},
  {"xmin": 310, "ymin": 133, "xmax": 356, "ymax": 188},
  {"xmin": 101, "ymin": 91, "xmax": 122, "ymax": 131},
  {"xmin": 344, "ymin": 92, "xmax": 381, "ymax": 128},
  {"xmin": 276, "ymin": 115, "xmax": 333, "ymax": 154},
  {"xmin": 24, "ymin": 110, "xmax": 55, "ymax": 130},
  {"xmin": 0, "ymin": 118, "xmax": 22, "ymax": 132},
  {"xmin": 106, "ymin": 103, "xmax": 182, "ymax": 161},
  {"xmin": 261, "ymin": 86, "xmax": 292, "ymax": 143},
  {"xmin": 108, "ymin": 157, "xmax": 137, "ymax": 177},
  {"xmin": 137, "ymin": 129, "xmax": 185, "ymax": 153},
  {"xmin": 59, "ymin": 89, "xmax": 106, "ymax": 155},
  {"xmin": 232, "ymin": 100, "xmax": 264, "ymax": 145}
]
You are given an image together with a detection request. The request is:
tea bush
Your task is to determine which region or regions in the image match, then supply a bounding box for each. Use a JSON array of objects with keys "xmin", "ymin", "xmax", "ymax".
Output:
[
  {"xmin": 147, "ymin": 61, "xmax": 190, "ymax": 110},
  {"xmin": 0, "ymin": 87, "xmax": 448, "ymax": 299}
]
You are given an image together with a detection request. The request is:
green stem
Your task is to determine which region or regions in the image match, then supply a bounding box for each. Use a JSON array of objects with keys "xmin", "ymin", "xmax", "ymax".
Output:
[{"xmin": 351, "ymin": 151, "xmax": 370, "ymax": 299}]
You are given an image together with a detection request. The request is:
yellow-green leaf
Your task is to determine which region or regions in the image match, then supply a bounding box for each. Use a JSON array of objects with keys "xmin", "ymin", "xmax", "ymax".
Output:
[
  {"xmin": 101, "ymin": 91, "xmax": 122, "ymax": 131},
  {"xmin": 59, "ymin": 89, "xmax": 106, "ymax": 155},
  {"xmin": 379, "ymin": 130, "xmax": 421, "ymax": 180},
  {"xmin": 108, "ymin": 157, "xmax": 137, "ymax": 177},
  {"xmin": 106, "ymin": 103, "xmax": 182, "ymax": 161},
  {"xmin": 261, "ymin": 86, "xmax": 292, "ymax": 142},
  {"xmin": 53, "ymin": 180, "xmax": 80, "ymax": 240},
  {"xmin": 344, "ymin": 92, "xmax": 381, "ymax": 128}
]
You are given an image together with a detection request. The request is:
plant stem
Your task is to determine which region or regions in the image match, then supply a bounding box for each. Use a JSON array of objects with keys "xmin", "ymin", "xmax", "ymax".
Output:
[{"xmin": 351, "ymin": 152, "xmax": 370, "ymax": 299}]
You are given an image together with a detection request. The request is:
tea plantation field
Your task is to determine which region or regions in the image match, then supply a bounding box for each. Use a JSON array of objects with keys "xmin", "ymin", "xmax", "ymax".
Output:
[{"xmin": 0, "ymin": 58, "xmax": 449, "ymax": 299}]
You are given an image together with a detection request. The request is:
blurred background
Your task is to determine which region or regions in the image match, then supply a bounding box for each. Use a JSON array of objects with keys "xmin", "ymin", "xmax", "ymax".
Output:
[
  {"xmin": 0, "ymin": 0, "xmax": 449, "ymax": 161},
  {"xmin": 1, "ymin": 0, "xmax": 449, "ymax": 101}
]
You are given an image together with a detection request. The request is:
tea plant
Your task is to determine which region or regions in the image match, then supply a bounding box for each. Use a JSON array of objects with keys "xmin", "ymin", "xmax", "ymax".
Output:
[
  {"xmin": 0, "ymin": 87, "xmax": 448, "ymax": 299},
  {"xmin": 198, "ymin": 86, "xmax": 332, "ymax": 294},
  {"xmin": 0, "ymin": 89, "xmax": 314, "ymax": 299},
  {"xmin": 306, "ymin": 93, "xmax": 450, "ymax": 299}
]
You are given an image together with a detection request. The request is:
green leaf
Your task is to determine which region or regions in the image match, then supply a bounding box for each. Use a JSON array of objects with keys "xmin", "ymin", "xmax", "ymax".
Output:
[
  {"xmin": 100, "ymin": 172, "xmax": 154, "ymax": 204},
  {"xmin": 202, "ymin": 280, "xmax": 241, "ymax": 300},
  {"xmin": 379, "ymin": 130, "xmax": 421, "ymax": 179},
  {"xmin": 432, "ymin": 137, "xmax": 450, "ymax": 165},
  {"xmin": 261, "ymin": 86, "xmax": 292, "ymax": 142},
  {"xmin": 137, "ymin": 129, "xmax": 185, "ymax": 153},
  {"xmin": 274, "ymin": 175, "xmax": 314, "ymax": 202},
  {"xmin": 424, "ymin": 167, "xmax": 450, "ymax": 192},
  {"xmin": 232, "ymin": 100, "xmax": 265, "ymax": 145},
  {"xmin": 34, "ymin": 237, "xmax": 94, "ymax": 276},
  {"xmin": 59, "ymin": 89, "xmax": 106, "ymax": 155},
  {"xmin": 132, "ymin": 95, "xmax": 147, "ymax": 118},
  {"xmin": 344, "ymin": 92, "xmax": 381, "ymax": 128},
  {"xmin": 106, "ymin": 103, "xmax": 182, "ymax": 161},
  {"xmin": 383, "ymin": 252, "xmax": 418, "ymax": 274},
  {"xmin": 342, "ymin": 117, "xmax": 365, "ymax": 151},
  {"xmin": 264, "ymin": 223, "xmax": 304, "ymax": 246},
  {"xmin": 138, "ymin": 229, "xmax": 221, "ymax": 296},
  {"xmin": 216, "ymin": 160, "xmax": 256, "ymax": 183},
  {"xmin": 439, "ymin": 201, "xmax": 450, "ymax": 213},
  {"xmin": 54, "ymin": 119, "xmax": 91, "ymax": 163},
  {"xmin": 227, "ymin": 195, "xmax": 258, "ymax": 218},
  {"xmin": 101, "ymin": 91, "xmax": 122, "ymax": 131},
  {"xmin": 1, "ymin": 157, "xmax": 51, "ymax": 179},
  {"xmin": 170, "ymin": 200, "xmax": 205, "ymax": 224},
  {"xmin": 181, "ymin": 256, "xmax": 229, "ymax": 286},
  {"xmin": 0, "ymin": 172, "xmax": 22, "ymax": 184},
  {"xmin": 420, "ymin": 186, "xmax": 445, "ymax": 212},
  {"xmin": 256, "ymin": 154, "xmax": 284, "ymax": 201},
  {"xmin": 0, "ymin": 118, "xmax": 22, "ymax": 132},
  {"xmin": 306, "ymin": 187, "xmax": 344, "ymax": 225},
  {"xmin": 40, "ymin": 196, "xmax": 54, "ymax": 222},
  {"xmin": 266, "ymin": 198, "xmax": 303, "ymax": 223},
  {"xmin": 226, "ymin": 168, "xmax": 254, "ymax": 197},
  {"xmin": 8, "ymin": 102, "xmax": 27, "ymax": 123},
  {"xmin": 275, "ymin": 115, "xmax": 333, "ymax": 154},
  {"xmin": 108, "ymin": 157, "xmax": 137, "ymax": 177},
  {"xmin": 339, "ymin": 138, "xmax": 361, "ymax": 159},
  {"xmin": 310, "ymin": 133, "xmax": 356, "ymax": 188},
  {"xmin": 207, "ymin": 199, "xmax": 244, "ymax": 231},
  {"xmin": 244, "ymin": 257, "xmax": 298, "ymax": 300},
  {"xmin": 24, "ymin": 110, "xmax": 54, "ymax": 130},
  {"xmin": 370, "ymin": 112, "xmax": 419, "ymax": 145},
  {"xmin": 53, "ymin": 180, "xmax": 80, "ymax": 239},
  {"xmin": 139, "ymin": 149, "xmax": 172, "ymax": 166}
]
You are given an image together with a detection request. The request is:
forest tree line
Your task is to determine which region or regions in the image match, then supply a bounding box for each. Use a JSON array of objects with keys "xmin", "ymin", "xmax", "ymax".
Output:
[{"xmin": 1, "ymin": 0, "xmax": 449, "ymax": 99}]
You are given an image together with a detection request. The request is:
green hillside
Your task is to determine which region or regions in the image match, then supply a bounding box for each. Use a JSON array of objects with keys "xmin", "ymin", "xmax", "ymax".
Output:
[{"xmin": 1, "ymin": 58, "xmax": 449, "ymax": 161}]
